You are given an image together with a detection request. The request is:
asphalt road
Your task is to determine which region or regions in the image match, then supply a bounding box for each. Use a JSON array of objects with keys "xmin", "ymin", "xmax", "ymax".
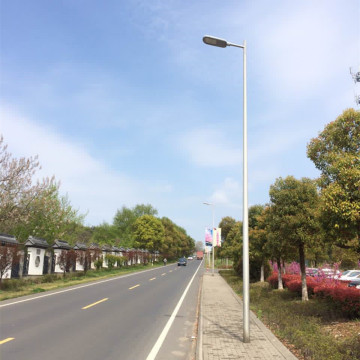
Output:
[{"xmin": 0, "ymin": 260, "xmax": 203, "ymax": 360}]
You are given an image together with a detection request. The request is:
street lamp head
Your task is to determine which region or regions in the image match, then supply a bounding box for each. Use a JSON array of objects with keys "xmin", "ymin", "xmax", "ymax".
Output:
[
  {"xmin": 203, "ymin": 202, "xmax": 213, "ymax": 206},
  {"xmin": 203, "ymin": 35, "xmax": 228, "ymax": 48}
]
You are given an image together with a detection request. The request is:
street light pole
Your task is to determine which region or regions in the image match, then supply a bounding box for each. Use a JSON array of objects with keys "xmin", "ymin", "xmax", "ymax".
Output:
[
  {"xmin": 202, "ymin": 35, "xmax": 250, "ymax": 343},
  {"xmin": 203, "ymin": 202, "xmax": 215, "ymax": 276}
]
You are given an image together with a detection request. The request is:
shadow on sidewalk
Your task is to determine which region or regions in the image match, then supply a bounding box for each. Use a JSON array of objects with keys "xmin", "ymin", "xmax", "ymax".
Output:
[{"xmin": 202, "ymin": 314, "xmax": 244, "ymax": 342}]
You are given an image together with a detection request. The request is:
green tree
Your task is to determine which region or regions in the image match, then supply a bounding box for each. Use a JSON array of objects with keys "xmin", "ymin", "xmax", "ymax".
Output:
[
  {"xmin": 12, "ymin": 185, "xmax": 84, "ymax": 244},
  {"xmin": 249, "ymin": 204, "xmax": 270, "ymax": 282},
  {"xmin": 268, "ymin": 176, "xmax": 321, "ymax": 300},
  {"xmin": 307, "ymin": 108, "xmax": 360, "ymax": 255},
  {"xmin": 132, "ymin": 215, "xmax": 165, "ymax": 252},
  {"xmin": 0, "ymin": 136, "xmax": 55, "ymax": 234},
  {"xmin": 113, "ymin": 204, "xmax": 158, "ymax": 246},
  {"xmin": 91, "ymin": 222, "xmax": 119, "ymax": 246}
]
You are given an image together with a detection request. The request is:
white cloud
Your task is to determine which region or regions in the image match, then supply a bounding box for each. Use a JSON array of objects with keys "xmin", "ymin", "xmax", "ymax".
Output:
[
  {"xmin": 210, "ymin": 177, "xmax": 241, "ymax": 207},
  {"xmin": 178, "ymin": 127, "xmax": 242, "ymax": 167},
  {"xmin": 0, "ymin": 105, "xmax": 164, "ymax": 225}
]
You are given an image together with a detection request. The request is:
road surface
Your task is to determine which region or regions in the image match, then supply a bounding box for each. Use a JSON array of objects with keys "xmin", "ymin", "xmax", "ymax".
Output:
[{"xmin": 0, "ymin": 260, "xmax": 203, "ymax": 360}]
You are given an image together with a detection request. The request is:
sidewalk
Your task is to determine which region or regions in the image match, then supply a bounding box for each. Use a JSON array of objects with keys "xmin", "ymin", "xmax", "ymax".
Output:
[{"xmin": 198, "ymin": 272, "xmax": 298, "ymax": 360}]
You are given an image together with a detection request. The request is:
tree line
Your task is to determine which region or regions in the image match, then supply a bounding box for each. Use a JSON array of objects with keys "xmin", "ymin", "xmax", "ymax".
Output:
[
  {"xmin": 0, "ymin": 135, "xmax": 195, "ymax": 259},
  {"xmin": 217, "ymin": 108, "xmax": 360, "ymax": 301}
]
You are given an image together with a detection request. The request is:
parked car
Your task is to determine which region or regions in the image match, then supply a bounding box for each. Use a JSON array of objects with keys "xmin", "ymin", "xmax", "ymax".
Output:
[
  {"xmin": 317, "ymin": 268, "xmax": 340, "ymax": 279},
  {"xmin": 306, "ymin": 268, "xmax": 318, "ymax": 277},
  {"xmin": 348, "ymin": 274, "xmax": 360, "ymax": 289},
  {"xmin": 339, "ymin": 270, "xmax": 360, "ymax": 281},
  {"xmin": 178, "ymin": 257, "xmax": 187, "ymax": 266}
]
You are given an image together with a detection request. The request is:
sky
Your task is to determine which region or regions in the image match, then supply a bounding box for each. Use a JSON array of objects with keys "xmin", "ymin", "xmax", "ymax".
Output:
[{"xmin": 1, "ymin": 0, "xmax": 360, "ymax": 243}]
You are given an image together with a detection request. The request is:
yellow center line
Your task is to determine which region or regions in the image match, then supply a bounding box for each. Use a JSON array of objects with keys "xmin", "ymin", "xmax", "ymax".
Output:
[
  {"xmin": 169, "ymin": 270, "xmax": 173, "ymax": 272},
  {"xmin": 161, "ymin": 273, "xmax": 166, "ymax": 276},
  {"xmin": 82, "ymin": 298, "xmax": 108, "ymax": 310},
  {"xmin": 149, "ymin": 277, "xmax": 156, "ymax": 281},
  {"xmin": 0, "ymin": 338, "xmax": 15, "ymax": 345},
  {"xmin": 129, "ymin": 284, "xmax": 140, "ymax": 290}
]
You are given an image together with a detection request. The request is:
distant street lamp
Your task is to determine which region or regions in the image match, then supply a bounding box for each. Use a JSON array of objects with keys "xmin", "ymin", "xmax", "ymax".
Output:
[
  {"xmin": 202, "ymin": 35, "xmax": 250, "ymax": 343},
  {"xmin": 203, "ymin": 202, "xmax": 215, "ymax": 276}
]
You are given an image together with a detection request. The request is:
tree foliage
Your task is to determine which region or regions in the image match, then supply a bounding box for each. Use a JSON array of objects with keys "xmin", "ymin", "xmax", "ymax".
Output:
[
  {"xmin": 132, "ymin": 215, "xmax": 165, "ymax": 252},
  {"xmin": 307, "ymin": 108, "xmax": 360, "ymax": 253},
  {"xmin": 0, "ymin": 136, "xmax": 54, "ymax": 233},
  {"xmin": 268, "ymin": 176, "xmax": 321, "ymax": 300},
  {"xmin": 0, "ymin": 136, "xmax": 84, "ymax": 244},
  {"xmin": 113, "ymin": 204, "xmax": 158, "ymax": 246}
]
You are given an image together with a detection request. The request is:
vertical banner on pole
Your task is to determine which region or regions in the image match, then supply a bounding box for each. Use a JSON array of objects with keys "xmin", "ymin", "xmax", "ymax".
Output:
[
  {"xmin": 205, "ymin": 227, "xmax": 212, "ymax": 247},
  {"xmin": 214, "ymin": 228, "xmax": 222, "ymax": 247}
]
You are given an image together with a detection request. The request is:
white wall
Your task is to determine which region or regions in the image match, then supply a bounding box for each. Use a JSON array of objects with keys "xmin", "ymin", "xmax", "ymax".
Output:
[
  {"xmin": 1, "ymin": 268, "xmax": 11, "ymax": 279},
  {"xmin": 27, "ymin": 247, "xmax": 45, "ymax": 275},
  {"xmin": 102, "ymin": 251, "xmax": 108, "ymax": 268},
  {"xmin": 53, "ymin": 249, "xmax": 65, "ymax": 273}
]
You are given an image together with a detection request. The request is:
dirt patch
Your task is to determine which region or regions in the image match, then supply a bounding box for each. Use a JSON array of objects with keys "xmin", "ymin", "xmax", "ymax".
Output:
[{"xmin": 322, "ymin": 320, "xmax": 360, "ymax": 339}]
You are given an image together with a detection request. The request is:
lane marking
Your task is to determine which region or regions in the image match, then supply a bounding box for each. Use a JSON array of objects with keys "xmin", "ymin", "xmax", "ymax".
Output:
[
  {"xmin": 169, "ymin": 270, "xmax": 172, "ymax": 273},
  {"xmin": 129, "ymin": 284, "xmax": 140, "ymax": 290},
  {"xmin": 149, "ymin": 277, "xmax": 156, "ymax": 281},
  {"xmin": 82, "ymin": 298, "xmax": 108, "ymax": 310},
  {"xmin": 0, "ymin": 338, "xmax": 15, "ymax": 345},
  {"xmin": 146, "ymin": 262, "xmax": 202, "ymax": 360},
  {"xmin": 161, "ymin": 273, "xmax": 166, "ymax": 276},
  {"xmin": 0, "ymin": 266, "xmax": 165, "ymax": 308}
]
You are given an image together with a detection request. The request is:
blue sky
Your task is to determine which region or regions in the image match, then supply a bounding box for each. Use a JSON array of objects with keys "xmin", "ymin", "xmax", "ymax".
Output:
[{"xmin": 1, "ymin": 0, "xmax": 359, "ymax": 243}]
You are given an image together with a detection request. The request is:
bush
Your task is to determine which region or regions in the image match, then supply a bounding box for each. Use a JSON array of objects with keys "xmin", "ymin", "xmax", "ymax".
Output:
[
  {"xmin": 314, "ymin": 283, "xmax": 360, "ymax": 318},
  {"xmin": 267, "ymin": 271, "xmax": 360, "ymax": 319},
  {"xmin": 105, "ymin": 254, "xmax": 118, "ymax": 269},
  {"xmin": 94, "ymin": 259, "xmax": 102, "ymax": 270},
  {"xmin": 41, "ymin": 274, "xmax": 59, "ymax": 283},
  {"xmin": 235, "ymin": 258, "xmax": 271, "ymax": 282},
  {"xmin": 222, "ymin": 270, "xmax": 360, "ymax": 359},
  {"xmin": 0, "ymin": 278, "xmax": 27, "ymax": 290}
]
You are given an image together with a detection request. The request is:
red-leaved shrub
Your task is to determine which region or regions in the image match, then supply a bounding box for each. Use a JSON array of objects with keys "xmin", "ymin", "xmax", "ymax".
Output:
[{"xmin": 266, "ymin": 272, "xmax": 360, "ymax": 318}]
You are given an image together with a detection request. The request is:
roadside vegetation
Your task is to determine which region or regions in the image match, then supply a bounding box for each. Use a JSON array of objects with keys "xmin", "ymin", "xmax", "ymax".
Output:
[
  {"xmin": 0, "ymin": 134, "xmax": 196, "ymax": 285},
  {"xmin": 220, "ymin": 270, "xmax": 360, "ymax": 360},
  {"xmin": 212, "ymin": 110, "xmax": 360, "ymax": 359}
]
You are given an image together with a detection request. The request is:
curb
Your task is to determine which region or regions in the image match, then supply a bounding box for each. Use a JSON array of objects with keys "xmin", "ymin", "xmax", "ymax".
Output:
[{"xmin": 195, "ymin": 274, "xmax": 203, "ymax": 360}]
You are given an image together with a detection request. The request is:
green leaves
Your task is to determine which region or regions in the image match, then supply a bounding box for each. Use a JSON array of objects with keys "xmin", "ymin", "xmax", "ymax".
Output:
[
  {"xmin": 307, "ymin": 109, "xmax": 360, "ymax": 251},
  {"xmin": 132, "ymin": 215, "xmax": 165, "ymax": 252}
]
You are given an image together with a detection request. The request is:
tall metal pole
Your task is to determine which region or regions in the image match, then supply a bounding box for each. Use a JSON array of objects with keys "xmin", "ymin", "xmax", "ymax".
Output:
[
  {"xmin": 211, "ymin": 205, "xmax": 215, "ymax": 276},
  {"xmin": 202, "ymin": 35, "xmax": 250, "ymax": 342},
  {"xmin": 242, "ymin": 40, "xmax": 250, "ymax": 343}
]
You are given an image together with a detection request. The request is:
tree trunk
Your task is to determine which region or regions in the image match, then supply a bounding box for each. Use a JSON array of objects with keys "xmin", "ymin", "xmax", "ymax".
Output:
[
  {"xmin": 277, "ymin": 259, "xmax": 283, "ymax": 290},
  {"xmin": 299, "ymin": 243, "xmax": 308, "ymax": 301},
  {"xmin": 260, "ymin": 264, "xmax": 264, "ymax": 282}
]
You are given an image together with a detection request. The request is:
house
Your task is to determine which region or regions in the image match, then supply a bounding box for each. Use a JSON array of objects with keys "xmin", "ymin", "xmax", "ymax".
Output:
[
  {"xmin": 0, "ymin": 233, "xmax": 19, "ymax": 279},
  {"xmin": 73, "ymin": 243, "xmax": 87, "ymax": 271},
  {"xmin": 52, "ymin": 239, "xmax": 72, "ymax": 273},
  {"xmin": 24, "ymin": 236, "xmax": 49, "ymax": 276},
  {"xmin": 88, "ymin": 243, "xmax": 101, "ymax": 269},
  {"xmin": 102, "ymin": 244, "xmax": 112, "ymax": 268}
]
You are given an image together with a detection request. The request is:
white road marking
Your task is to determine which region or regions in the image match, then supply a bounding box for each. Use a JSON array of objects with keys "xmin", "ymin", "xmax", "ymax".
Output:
[
  {"xmin": 146, "ymin": 262, "xmax": 202, "ymax": 360},
  {"xmin": 0, "ymin": 266, "xmax": 166, "ymax": 308}
]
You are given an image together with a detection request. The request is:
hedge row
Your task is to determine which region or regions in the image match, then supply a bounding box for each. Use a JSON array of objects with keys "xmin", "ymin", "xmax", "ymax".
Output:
[{"xmin": 267, "ymin": 272, "xmax": 360, "ymax": 318}]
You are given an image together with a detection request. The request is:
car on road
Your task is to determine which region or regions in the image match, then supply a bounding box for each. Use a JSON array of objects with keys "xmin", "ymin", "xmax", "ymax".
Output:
[
  {"xmin": 178, "ymin": 257, "xmax": 187, "ymax": 266},
  {"xmin": 187, "ymin": 256, "xmax": 193, "ymax": 260}
]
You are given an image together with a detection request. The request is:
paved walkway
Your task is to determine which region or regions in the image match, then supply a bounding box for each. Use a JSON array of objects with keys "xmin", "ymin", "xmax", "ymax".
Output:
[{"xmin": 198, "ymin": 272, "xmax": 297, "ymax": 360}]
